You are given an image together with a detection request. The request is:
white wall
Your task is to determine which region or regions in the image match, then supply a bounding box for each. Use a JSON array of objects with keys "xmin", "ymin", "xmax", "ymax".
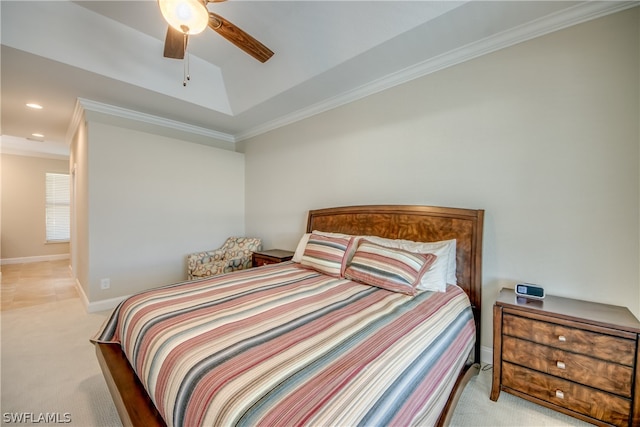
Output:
[
  {"xmin": 242, "ymin": 8, "xmax": 640, "ymax": 356},
  {"xmin": 72, "ymin": 119, "xmax": 245, "ymax": 307},
  {"xmin": 69, "ymin": 116, "xmax": 90, "ymax": 300}
]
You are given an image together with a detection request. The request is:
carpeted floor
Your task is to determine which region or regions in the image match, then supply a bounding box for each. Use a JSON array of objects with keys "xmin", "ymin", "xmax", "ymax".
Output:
[
  {"xmin": 1, "ymin": 299, "xmax": 120, "ymax": 426},
  {"xmin": 1, "ymin": 297, "xmax": 592, "ymax": 426}
]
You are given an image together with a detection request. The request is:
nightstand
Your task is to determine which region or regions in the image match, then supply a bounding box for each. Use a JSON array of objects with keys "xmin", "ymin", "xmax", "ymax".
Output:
[
  {"xmin": 490, "ymin": 288, "xmax": 640, "ymax": 426},
  {"xmin": 252, "ymin": 249, "xmax": 294, "ymax": 267}
]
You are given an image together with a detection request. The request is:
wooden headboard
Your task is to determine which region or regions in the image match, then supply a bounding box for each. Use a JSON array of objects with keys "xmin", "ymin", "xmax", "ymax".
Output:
[{"xmin": 307, "ymin": 205, "xmax": 484, "ymax": 360}]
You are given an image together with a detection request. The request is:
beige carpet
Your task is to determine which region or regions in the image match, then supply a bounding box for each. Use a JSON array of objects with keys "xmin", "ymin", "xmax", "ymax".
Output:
[
  {"xmin": 1, "ymin": 297, "xmax": 591, "ymax": 426},
  {"xmin": 1, "ymin": 299, "xmax": 120, "ymax": 426}
]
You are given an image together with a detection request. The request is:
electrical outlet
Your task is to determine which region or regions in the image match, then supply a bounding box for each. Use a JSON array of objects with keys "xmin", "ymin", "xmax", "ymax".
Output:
[{"xmin": 100, "ymin": 278, "xmax": 110, "ymax": 290}]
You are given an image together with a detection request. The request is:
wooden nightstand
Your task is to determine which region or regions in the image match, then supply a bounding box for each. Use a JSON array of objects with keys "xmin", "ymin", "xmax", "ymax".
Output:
[
  {"xmin": 490, "ymin": 288, "xmax": 640, "ymax": 426},
  {"xmin": 252, "ymin": 249, "xmax": 294, "ymax": 267}
]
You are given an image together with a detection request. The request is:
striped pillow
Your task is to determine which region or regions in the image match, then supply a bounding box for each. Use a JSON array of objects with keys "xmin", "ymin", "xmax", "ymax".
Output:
[
  {"xmin": 300, "ymin": 233, "xmax": 354, "ymax": 277},
  {"xmin": 344, "ymin": 240, "xmax": 437, "ymax": 295}
]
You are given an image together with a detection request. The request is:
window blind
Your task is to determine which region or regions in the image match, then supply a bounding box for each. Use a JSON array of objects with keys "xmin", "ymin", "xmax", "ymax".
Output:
[{"xmin": 45, "ymin": 172, "xmax": 70, "ymax": 242}]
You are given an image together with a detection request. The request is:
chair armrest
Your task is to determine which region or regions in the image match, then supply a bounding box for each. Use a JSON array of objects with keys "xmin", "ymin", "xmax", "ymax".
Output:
[
  {"xmin": 187, "ymin": 249, "xmax": 226, "ymax": 279},
  {"xmin": 186, "ymin": 238, "xmax": 262, "ymax": 280}
]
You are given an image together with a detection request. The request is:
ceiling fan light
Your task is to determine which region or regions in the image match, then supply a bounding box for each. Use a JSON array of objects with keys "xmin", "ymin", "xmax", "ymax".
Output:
[{"xmin": 159, "ymin": 0, "xmax": 208, "ymax": 35}]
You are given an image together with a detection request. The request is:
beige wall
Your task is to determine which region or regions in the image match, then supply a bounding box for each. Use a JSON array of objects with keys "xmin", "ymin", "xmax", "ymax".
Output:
[
  {"xmin": 1, "ymin": 154, "xmax": 70, "ymax": 261},
  {"xmin": 242, "ymin": 8, "xmax": 640, "ymax": 358},
  {"xmin": 70, "ymin": 116, "xmax": 246, "ymax": 308}
]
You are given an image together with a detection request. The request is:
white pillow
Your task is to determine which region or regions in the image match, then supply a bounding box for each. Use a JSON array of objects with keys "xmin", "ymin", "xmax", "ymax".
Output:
[
  {"xmin": 364, "ymin": 236, "xmax": 457, "ymax": 292},
  {"xmin": 292, "ymin": 233, "xmax": 311, "ymax": 262}
]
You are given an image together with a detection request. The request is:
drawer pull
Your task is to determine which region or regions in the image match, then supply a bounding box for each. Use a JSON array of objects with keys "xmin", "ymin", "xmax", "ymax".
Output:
[
  {"xmin": 555, "ymin": 390, "xmax": 565, "ymax": 399},
  {"xmin": 558, "ymin": 335, "xmax": 567, "ymax": 342},
  {"xmin": 556, "ymin": 361, "xmax": 566, "ymax": 369}
]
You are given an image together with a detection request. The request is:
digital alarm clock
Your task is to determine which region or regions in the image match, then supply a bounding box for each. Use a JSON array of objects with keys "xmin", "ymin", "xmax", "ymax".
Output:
[{"xmin": 515, "ymin": 283, "xmax": 545, "ymax": 299}]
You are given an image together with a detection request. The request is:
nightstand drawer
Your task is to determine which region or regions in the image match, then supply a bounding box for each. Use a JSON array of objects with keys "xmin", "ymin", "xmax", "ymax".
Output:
[
  {"xmin": 503, "ymin": 313, "xmax": 636, "ymax": 365},
  {"xmin": 503, "ymin": 362, "xmax": 631, "ymax": 427},
  {"xmin": 503, "ymin": 336, "xmax": 633, "ymax": 397},
  {"xmin": 252, "ymin": 250, "xmax": 294, "ymax": 268},
  {"xmin": 252, "ymin": 256, "xmax": 271, "ymax": 267}
]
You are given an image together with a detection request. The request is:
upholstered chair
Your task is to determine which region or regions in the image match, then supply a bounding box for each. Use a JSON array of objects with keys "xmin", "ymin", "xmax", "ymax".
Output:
[{"xmin": 187, "ymin": 237, "xmax": 262, "ymax": 280}]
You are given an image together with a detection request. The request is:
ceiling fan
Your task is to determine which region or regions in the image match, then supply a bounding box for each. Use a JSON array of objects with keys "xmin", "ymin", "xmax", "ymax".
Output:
[{"xmin": 159, "ymin": 0, "xmax": 274, "ymax": 63}]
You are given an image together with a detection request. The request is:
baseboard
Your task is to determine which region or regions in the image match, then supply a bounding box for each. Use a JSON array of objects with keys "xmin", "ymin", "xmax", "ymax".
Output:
[
  {"xmin": 1, "ymin": 253, "xmax": 70, "ymax": 265},
  {"xmin": 75, "ymin": 278, "xmax": 91, "ymax": 311},
  {"xmin": 87, "ymin": 295, "xmax": 128, "ymax": 313},
  {"xmin": 75, "ymin": 278, "xmax": 129, "ymax": 313},
  {"xmin": 480, "ymin": 345, "xmax": 493, "ymax": 366}
]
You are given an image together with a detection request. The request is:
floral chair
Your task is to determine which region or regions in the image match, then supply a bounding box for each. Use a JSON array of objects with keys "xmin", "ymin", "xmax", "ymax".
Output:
[{"xmin": 187, "ymin": 237, "xmax": 262, "ymax": 280}]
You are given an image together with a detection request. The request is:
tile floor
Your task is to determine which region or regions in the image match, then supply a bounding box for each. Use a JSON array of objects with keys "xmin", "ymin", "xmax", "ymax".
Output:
[{"xmin": 0, "ymin": 260, "xmax": 78, "ymax": 311}]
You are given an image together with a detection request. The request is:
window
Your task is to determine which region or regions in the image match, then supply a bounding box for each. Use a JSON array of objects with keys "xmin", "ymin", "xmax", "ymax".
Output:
[{"xmin": 45, "ymin": 172, "xmax": 70, "ymax": 242}]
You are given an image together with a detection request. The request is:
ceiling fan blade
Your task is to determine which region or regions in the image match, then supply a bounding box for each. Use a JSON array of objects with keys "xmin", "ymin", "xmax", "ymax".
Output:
[
  {"xmin": 164, "ymin": 26, "xmax": 186, "ymax": 59},
  {"xmin": 208, "ymin": 13, "xmax": 274, "ymax": 63}
]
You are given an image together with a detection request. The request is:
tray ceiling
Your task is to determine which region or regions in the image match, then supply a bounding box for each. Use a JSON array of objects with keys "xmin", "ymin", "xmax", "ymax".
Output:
[{"xmin": 1, "ymin": 0, "xmax": 635, "ymax": 155}]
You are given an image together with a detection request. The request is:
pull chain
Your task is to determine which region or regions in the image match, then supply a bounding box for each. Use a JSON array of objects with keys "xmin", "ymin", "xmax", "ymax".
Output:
[{"xmin": 183, "ymin": 32, "xmax": 191, "ymax": 86}]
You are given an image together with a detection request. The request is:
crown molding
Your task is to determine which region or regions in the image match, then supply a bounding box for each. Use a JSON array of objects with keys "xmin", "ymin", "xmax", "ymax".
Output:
[
  {"xmin": 235, "ymin": 1, "xmax": 638, "ymax": 142},
  {"xmin": 69, "ymin": 98, "xmax": 236, "ymax": 144}
]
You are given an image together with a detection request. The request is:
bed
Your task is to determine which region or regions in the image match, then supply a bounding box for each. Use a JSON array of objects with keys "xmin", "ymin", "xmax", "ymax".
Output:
[{"xmin": 92, "ymin": 204, "xmax": 484, "ymax": 427}]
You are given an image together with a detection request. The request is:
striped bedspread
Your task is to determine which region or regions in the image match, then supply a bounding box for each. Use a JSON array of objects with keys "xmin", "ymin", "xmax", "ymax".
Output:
[{"xmin": 93, "ymin": 262, "xmax": 475, "ymax": 427}]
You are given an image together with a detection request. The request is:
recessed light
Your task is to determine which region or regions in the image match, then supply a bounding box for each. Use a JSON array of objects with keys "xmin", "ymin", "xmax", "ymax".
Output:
[
  {"xmin": 32, "ymin": 133, "xmax": 44, "ymax": 138},
  {"xmin": 26, "ymin": 103, "xmax": 43, "ymax": 110}
]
